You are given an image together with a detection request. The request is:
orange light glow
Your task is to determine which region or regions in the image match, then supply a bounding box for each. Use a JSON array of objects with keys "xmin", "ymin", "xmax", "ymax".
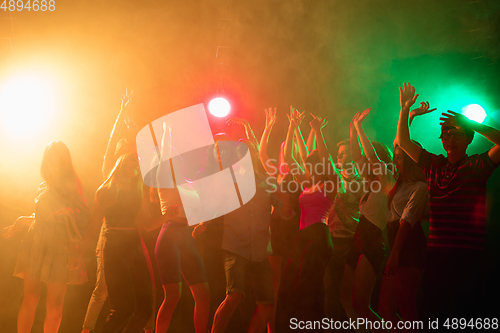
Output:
[{"xmin": 0, "ymin": 75, "xmax": 57, "ymax": 139}]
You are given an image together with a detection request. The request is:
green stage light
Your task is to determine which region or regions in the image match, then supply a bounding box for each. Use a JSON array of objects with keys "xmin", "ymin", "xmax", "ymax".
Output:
[{"xmin": 462, "ymin": 104, "xmax": 486, "ymax": 123}]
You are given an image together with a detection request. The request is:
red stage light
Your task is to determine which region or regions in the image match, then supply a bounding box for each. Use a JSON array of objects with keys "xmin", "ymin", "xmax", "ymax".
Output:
[{"xmin": 208, "ymin": 97, "xmax": 230, "ymax": 117}]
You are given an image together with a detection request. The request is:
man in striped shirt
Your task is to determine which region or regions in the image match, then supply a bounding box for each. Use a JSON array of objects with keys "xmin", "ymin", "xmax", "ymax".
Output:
[{"xmin": 396, "ymin": 83, "xmax": 500, "ymax": 329}]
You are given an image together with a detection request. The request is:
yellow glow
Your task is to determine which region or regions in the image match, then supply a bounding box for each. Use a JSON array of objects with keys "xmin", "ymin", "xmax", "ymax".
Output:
[{"xmin": 0, "ymin": 75, "xmax": 56, "ymax": 138}]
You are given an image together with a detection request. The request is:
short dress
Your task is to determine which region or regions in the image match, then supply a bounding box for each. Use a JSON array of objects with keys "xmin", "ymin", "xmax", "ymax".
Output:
[{"xmin": 14, "ymin": 183, "xmax": 89, "ymax": 284}]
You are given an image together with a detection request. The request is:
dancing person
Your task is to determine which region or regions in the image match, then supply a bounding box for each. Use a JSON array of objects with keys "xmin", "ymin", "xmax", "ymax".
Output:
[
  {"xmin": 395, "ymin": 83, "xmax": 500, "ymax": 329},
  {"xmin": 377, "ymin": 140, "xmax": 428, "ymax": 333},
  {"xmin": 73, "ymin": 153, "xmax": 178, "ymax": 333},
  {"xmin": 259, "ymin": 107, "xmax": 301, "ymax": 333},
  {"xmin": 191, "ymin": 132, "xmax": 233, "ymax": 332},
  {"xmin": 81, "ymin": 91, "xmax": 157, "ymax": 333},
  {"xmin": 209, "ymin": 138, "xmax": 294, "ymax": 333},
  {"xmin": 324, "ymin": 139, "xmax": 363, "ymax": 332},
  {"xmin": 277, "ymin": 109, "xmax": 338, "ymax": 332},
  {"xmin": 5, "ymin": 141, "xmax": 90, "ymax": 333},
  {"xmin": 340, "ymin": 108, "xmax": 395, "ymax": 333},
  {"xmin": 154, "ymin": 123, "xmax": 211, "ymax": 333}
]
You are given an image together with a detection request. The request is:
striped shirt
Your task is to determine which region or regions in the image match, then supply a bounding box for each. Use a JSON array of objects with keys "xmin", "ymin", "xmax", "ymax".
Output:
[{"xmin": 418, "ymin": 149, "xmax": 498, "ymax": 251}]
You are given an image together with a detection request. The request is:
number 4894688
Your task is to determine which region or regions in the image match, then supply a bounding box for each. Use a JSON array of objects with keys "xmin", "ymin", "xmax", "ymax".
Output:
[{"xmin": 1, "ymin": 0, "xmax": 56, "ymax": 11}]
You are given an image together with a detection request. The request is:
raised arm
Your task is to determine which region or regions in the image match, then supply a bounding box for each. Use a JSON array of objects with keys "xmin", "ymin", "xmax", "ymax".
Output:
[
  {"xmin": 306, "ymin": 127, "xmax": 316, "ymax": 152},
  {"xmin": 226, "ymin": 117, "xmax": 260, "ymax": 151},
  {"xmin": 102, "ymin": 90, "xmax": 133, "ymax": 178},
  {"xmin": 350, "ymin": 112, "xmax": 363, "ymax": 164},
  {"xmin": 440, "ymin": 110, "xmax": 500, "ymax": 164},
  {"xmin": 284, "ymin": 111, "xmax": 298, "ymax": 168},
  {"xmin": 310, "ymin": 114, "xmax": 338, "ymax": 186},
  {"xmin": 396, "ymin": 83, "xmax": 422, "ymax": 163},
  {"xmin": 291, "ymin": 107, "xmax": 309, "ymax": 160},
  {"xmin": 409, "ymin": 101, "xmax": 436, "ymax": 126},
  {"xmin": 259, "ymin": 107, "xmax": 278, "ymax": 175},
  {"xmin": 353, "ymin": 108, "xmax": 386, "ymax": 167}
]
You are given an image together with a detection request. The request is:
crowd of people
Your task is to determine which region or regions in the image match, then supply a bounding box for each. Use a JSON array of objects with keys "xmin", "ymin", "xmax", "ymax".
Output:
[{"xmin": 4, "ymin": 83, "xmax": 500, "ymax": 333}]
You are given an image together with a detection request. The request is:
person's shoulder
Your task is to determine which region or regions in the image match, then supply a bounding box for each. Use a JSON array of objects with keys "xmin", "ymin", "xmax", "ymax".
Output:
[
  {"xmin": 467, "ymin": 151, "xmax": 490, "ymax": 163},
  {"xmin": 422, "ymin": 149, "xmax": 446, "ymax": 164}
]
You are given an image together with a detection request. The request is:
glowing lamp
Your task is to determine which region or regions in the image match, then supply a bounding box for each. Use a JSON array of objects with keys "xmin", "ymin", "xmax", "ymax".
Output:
[
  {"xmin": 208, "ymin": 97, "xmax": 230, "ymax": 117},
  {"xmin": 462, "ymin": 104, "xmax": 486, "ymax": 123},
  {"xmin": 0, "ymin": 75, "xmax": 55, "ymax": 137}
]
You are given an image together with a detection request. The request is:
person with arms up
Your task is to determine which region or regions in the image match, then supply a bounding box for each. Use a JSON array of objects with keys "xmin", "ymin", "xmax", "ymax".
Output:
[{"xmin": 395, "ymin": 83, "xmax": 500, "ymax": 329}]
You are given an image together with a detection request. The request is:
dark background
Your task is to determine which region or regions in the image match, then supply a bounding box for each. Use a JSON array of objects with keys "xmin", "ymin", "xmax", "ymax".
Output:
[{"xmin": 1, "ymin": 0, "xmax": 499, "ymax": 332}]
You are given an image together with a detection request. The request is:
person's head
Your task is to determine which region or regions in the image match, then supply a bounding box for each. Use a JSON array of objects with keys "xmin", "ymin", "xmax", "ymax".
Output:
[
  {"xmin": 389, "ymin": 142, "xmax": 426, "ymax": 208},
  {"xmin": 367, "ymin": 142, "xmax": 393, "ymax": 179},
  {"xmin": 41, "ymin": 141, "xmax": 79, "ymax": 190},
  {"xmin": 213, "ymin": 133, "xmax": 231, "ymax": 164},
  {"xmin": 440, "ymin": 125, "xmax": 474, "ymax": 157},
  {"xmin": 336, "ymin": 139, "xmax": 353, "ymax": 170},
  {"xmin": 115, "ymin": 138, "xmax": 135, "ymax": 158},
  {"xmin": 234, "ymin": 138, "xmax": 264, "ymax": 173},
  {"xmin": 101, "ymin": 153, "xmax": 142, "ymax": 191},
  {"xmin": 304, "ymin": 149, "xmax": 331, "ymax": 185},
  {"xmin": 393, "ymin": 142, "xmax": 425, "ymax": 183}
]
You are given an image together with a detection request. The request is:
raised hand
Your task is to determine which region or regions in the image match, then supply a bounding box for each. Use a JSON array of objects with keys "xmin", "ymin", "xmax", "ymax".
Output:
[
  {"xmin": 226, "ymin": 117, "xmax": 249, "ymax": 127},
  {"xmin": 439, "ymin": 110, "xmax": 473, "ymax": 129},
  {"xmin": 287, "ymin": 105, "xmax": 299, "ymax": 128},
  {"xmin": 121, "ymin": 88, "xmax": 133, "ymax": 110},
  {"xmin": 265, "ymin": 107, "xmax": 277, "ymax": 128},
  {"xmin": 353, "ymin": 107, "xmax": 371, "ymax": 128},
  {"xmin": 309, "ymin": 113, "xmax": 323, "ymax": 132},
  {"xmin": 399, "ymin": 82, "xmax": 418, "ymax": 110},
  {"xmin": 321, "ymin": 117, "xmax": 328, "ymax": 129},
  {"xmin": 288, "ymin": 105, "xmax": 305, "ymax": 126},
  {"xmin": 410, "ymin": 102, "xmax": 437, "ymax": 118},
  {"xmin": 295, "ymin": 109, "xmax": 306, "ymax": 127}
]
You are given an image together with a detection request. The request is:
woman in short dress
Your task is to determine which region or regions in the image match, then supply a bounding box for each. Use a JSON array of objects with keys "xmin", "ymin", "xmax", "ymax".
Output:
[{"xmin": 10, "ymin": 141, "xmax": 90, "ymax": 333}]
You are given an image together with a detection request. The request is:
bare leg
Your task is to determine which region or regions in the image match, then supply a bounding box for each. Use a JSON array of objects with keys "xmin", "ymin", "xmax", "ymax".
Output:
[
  {"xmin": 212, "ymin": 292, "xmax": 243, "ymax": 333},
  {"xmin": 353, "ymin": 255, "xmax": 388, "ymax": 333},
  {"xmin": 267, "ymin": 255, "xmax": 282, "ymax": 333},
  {"xmin": 44, "ymin": 282, "xmax": 68, "ymax": 333},
  {"xmin": 17, "ymin": 275, "xmax": 42, "ymax": 333},
  {"xmin": 155, "ymin": 283, "xmax": 181, "ymax": 333},
  {"xmin": 249, "ymin": 303, "xmax": 273, "ymax": 333},
  {"xmin": 340, "ymin": 264, "xmax": 368, "ymax": 333},
  {"xmin": 396, "ymin": 268, "xmax": 420, "ymax": 333},
  {"xmin": 190, "ymin": 282, "xmax": 210, "ymax": 333},
  {"xmin": 378, "ymin": 274, "xmax": 402, "ymax": 333}
]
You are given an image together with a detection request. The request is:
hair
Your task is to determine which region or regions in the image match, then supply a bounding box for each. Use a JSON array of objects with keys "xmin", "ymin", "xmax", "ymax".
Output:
[
  {"xmin": 304, "ymin": 149, "xmax": 333, "ymax": 183},
  {"xmin": 387, "ymin": 141, "xmax": 426, "ymax": 208},
  {"xmin": 98, "ymin": 152, "xmax": 143, "ymax": 204},
  {"xmin": 371, "ymin": 141, "xmax": 393, "ymax": 166},
  {"xmin": 40, "ymin": 141, "xmax": 89, "ymax": 232},
  {"xmin": 235, "ymin": 138, "xmax": 266, "ymax": 174},
  {"xmin": 41, "ymin": 141, "xmax": 83, "ymax": 195},
  {"xmin": 440, "ymin": 125, "xmax": 475, "ymax": 142},
  {"xmin": 115, "ymin": 138, "xmax": 135, "ymax": 157},
  {"xmin": 337, "ymin": 139, "xmax": 350, "ymax": 148}
]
